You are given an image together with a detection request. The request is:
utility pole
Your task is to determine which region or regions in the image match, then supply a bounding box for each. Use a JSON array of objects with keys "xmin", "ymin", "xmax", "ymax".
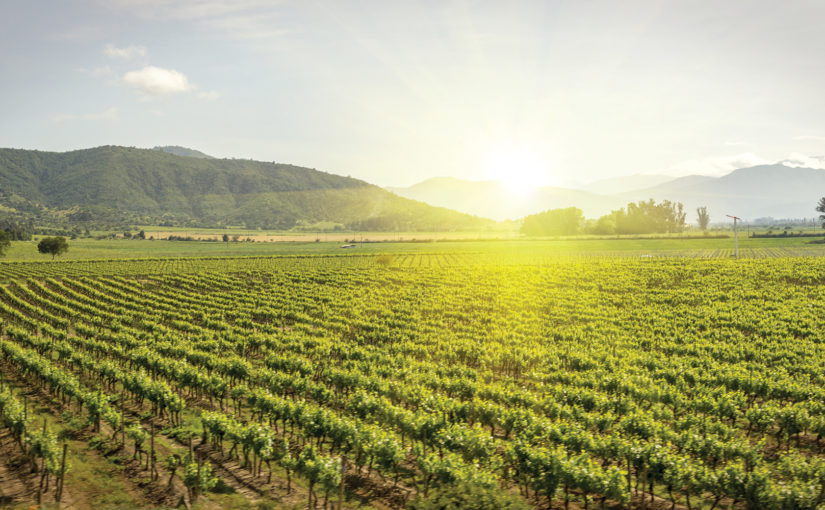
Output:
[{"xmin": 726, "ymin": 214, "xmax": 741, "ymax": 258}]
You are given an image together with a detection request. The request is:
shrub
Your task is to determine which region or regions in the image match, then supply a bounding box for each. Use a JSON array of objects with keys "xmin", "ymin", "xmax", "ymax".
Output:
[{"xmin": 407, "ymin": 482, "xmax": 529, "ymax": 510}]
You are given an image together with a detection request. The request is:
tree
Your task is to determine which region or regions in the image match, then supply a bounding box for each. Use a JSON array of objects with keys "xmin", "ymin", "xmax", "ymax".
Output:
[
  {"xmin": 37, "ymin": 237, "xmax": 69, "ymax": 259},
  {"xmin": 0, "ymin": 231, "xmax": 10, "ymax": 258},
  {"xmin": 593, "ymin": 199, "xmax": 686, "ymax": 235},
  {"xmin": 521, "ymin": 207, "xmax": 584, "ymax": 236},
  {"xmin": 697, "ymin": 206, "xmax": 710, "ymax": 231},
  {"xmin": 817, "ymin": 197, "xmax": 825, "ymax": 228},
  {"xmin": 222, "ymin": 233, "xmax": 230, "ymax": 242},
  {"xmin": 587, "ymin": 215, "xmax": 616, "ymax": 235},
  {"xmin": 0, "ymin": 218, "xmax": 33, "ymax": 241}
]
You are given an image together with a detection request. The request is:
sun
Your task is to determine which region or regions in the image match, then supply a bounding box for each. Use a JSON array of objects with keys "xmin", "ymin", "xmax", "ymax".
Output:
[{"xmin": 481, "ymin": 146, "xmax": 550, "ymax": 196}]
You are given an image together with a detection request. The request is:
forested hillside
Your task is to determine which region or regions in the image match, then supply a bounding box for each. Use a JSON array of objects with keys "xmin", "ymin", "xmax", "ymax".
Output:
[{"xmin": 0, "ymin": 146, "xmax": 490, "ymax": 230}]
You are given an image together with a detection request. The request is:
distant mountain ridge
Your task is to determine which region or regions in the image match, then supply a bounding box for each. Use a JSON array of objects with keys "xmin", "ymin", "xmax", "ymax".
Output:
[
  {"xmin": 579, "ymin": 174, "xmax": 674, "ymax": 194},
  {"xmin": 388, "ymin": 177, "xmax": 623, "ymax": 221},
  {"xmin": 391, "ymin": 164, "xmax": 825, "ymax": 222},
  {"xmin": 619, "ymin": 164, "xmax": 825, "ymax": 220},
  {"xmin": 0, "ymin": 146, "xmax": 491, "ymax": 230}
]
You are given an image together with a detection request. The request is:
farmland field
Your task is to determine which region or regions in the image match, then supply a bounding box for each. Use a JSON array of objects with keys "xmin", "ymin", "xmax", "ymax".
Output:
[
  {"xmin": 2, "ymin": 234, "xmax": 825, "ymax": 262},
  {"xmin": 2, "ymin": 248, "xmax": 825, "ymax": 509}
]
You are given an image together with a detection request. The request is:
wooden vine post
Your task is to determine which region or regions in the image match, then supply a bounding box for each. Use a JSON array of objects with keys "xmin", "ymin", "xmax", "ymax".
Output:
[
  {"xmin": 120, "ymin": 390, "xmax": 126, "ymax": 447},
  {"xmin": 151, "ymin": 421, "xmax": 157, "ymax": 479},
  {"xmin": 56, "ymin": 443, "xmax": 68, "ymax": 506},
  {"xmin": 338, "ymin": 456, "xmax": 346, "ymax": 510}
]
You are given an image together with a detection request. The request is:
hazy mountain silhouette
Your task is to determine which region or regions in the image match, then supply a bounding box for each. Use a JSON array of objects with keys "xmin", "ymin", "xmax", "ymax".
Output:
[
  {"xmin": 579, "ymin": 174, "xmax": 674, "ymax": 194},
  {"xmin": 392, "ymin": 164, "xmax": 825, "ymax": 221},
  {"xmin": 620, "ymin": 164, "xmax": 825, "ymax": 220},
  {"xmin": 388, "ymin": 177, "xmax": 623, "ymax": 220}
]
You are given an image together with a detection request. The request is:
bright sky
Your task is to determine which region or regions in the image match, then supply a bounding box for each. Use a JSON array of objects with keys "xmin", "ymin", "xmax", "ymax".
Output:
[{"xmin": 1, "ymin": 1, "xmax": 824, "ymax": 188}]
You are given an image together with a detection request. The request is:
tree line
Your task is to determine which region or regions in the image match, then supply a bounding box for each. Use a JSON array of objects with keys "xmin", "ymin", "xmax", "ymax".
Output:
[
  {"xmin": 524, "ymin": 195, "xmax": 825, "ymax": 237},
  {"xmin": 521, "ymin": 200, "xmax": 706, "ymax": 236}
]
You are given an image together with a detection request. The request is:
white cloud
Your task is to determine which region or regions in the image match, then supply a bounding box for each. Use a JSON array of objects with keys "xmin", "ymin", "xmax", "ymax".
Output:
[
  {"xmin": 665, "ymin": 153, "xmax": 771, "ymax": 177},
  {"xmin": 123, "ymin": 66, "xmax": 194, "ymax": 96},
  {"xmin": 52, "ymin": 107, "xmax": 119, "ymax": 123},
  {"xmin": 104, "ymin": 43, "xmax": 147, "ymax": 60},
  {"xmin": 781, "ymin": 153, "xmax": 825, "ymax": 169}
]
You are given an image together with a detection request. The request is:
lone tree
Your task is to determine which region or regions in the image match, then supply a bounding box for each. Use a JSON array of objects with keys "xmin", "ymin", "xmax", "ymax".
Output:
[
  {"xmin": 817, "ymin": 197, "xmax": 825, "ymax": 227},
  {"xmin": 697, "ymin": 206, "xmax": 710, "ymax": 231},
  {"xmin": 38, "ymin": 236, "xmax": 69, "ymax": 259}
]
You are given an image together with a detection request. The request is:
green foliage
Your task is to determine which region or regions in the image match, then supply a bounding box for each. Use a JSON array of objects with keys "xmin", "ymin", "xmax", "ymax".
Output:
[
  {"xmin": 594, "ymin": 199, "xmax": 686, "ymax": 234},
  {"xmin": 37, "ymin": 236, "xmax": 69, "ymax": 259},
  {"xmin": 408, "ymin": 482, "xmax": 530, "ymax": 510},
  {"xmin": 587, "ymin": 214, "xmax": 616, "ymax": 235},
  {"xmin": 26, "ymin": 427, "xmax": 63, "ymax": 474},
  {"xmin": 697, "ymin": 205, "xmax": 710, "ymax": 230},
  {"xmin": 152, "ymin": 145, "xmax": 214, "ymax": 159},
  {"xmin": 182, "ymin": 455, "xmax": 218, "ymax": 502},
  {"xmin": 162, "ymin": 453, "xmax": 182, "ymax": 473},
  {"xmin": 0, "ymin": 217, "xmax": 34, "ymax": 241},
  {"xmin": 126, "ymin": 424, "xmax": 146, "ymax": 449},
  {"xmin": 520, "ymin": 207, "xmax": 584, "ymax": 236},
  {"xmin": 0, "ymin": 231, "xmax": 9, "ymax": 257},
  {"xmin": 0, "ymin": 385, "xmax": 26, "ymax": 442}
]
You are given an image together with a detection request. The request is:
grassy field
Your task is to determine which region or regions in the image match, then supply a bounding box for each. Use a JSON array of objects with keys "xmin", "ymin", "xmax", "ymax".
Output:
[
  {"xmin": 135, "ymin": 226, "xmax": 520, "ymax": 241},
  {"xmin": 3, "ymin": 233, "xmax": 824, "ymax": 261}
]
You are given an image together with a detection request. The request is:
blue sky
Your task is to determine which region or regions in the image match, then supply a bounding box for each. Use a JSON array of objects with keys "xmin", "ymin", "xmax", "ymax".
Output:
[{"xmin": 1, "ymin": 1, "xmax": 824, "ymax": 188}]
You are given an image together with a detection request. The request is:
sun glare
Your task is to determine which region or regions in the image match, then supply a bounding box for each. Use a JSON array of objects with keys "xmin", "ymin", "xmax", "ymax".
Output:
[{"xmin": 482, "ymin": 147, "xmax": 550, "ymax": 196}]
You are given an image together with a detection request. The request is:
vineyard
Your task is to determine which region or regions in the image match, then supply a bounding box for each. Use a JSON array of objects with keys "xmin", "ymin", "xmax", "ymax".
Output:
[{"xmin": 1, "ymin": 252, "xmax": 825, "ymax": 509}]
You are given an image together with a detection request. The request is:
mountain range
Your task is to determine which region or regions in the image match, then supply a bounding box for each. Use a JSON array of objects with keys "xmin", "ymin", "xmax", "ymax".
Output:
[
  {"xmin": 387, "ymin": 178, "xmax": 621, "ymax": 221},
  {"xmin": 0, "ymin": 146, "xmax": 490, "ymax": 231},
  {"xmin": 578, "ymin": 173, "xmax": 675, "ymax": 195},
  {"xmin": 390, "ymin": 164, "xmax": 825, "ymax": 222},
  {"xmin": 618, "ymin": 165, "xmax": 825, "ymax": 221},
  {"xmin": 2, "ymin": 144, "xmax": 822, "ymax": 230}
]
